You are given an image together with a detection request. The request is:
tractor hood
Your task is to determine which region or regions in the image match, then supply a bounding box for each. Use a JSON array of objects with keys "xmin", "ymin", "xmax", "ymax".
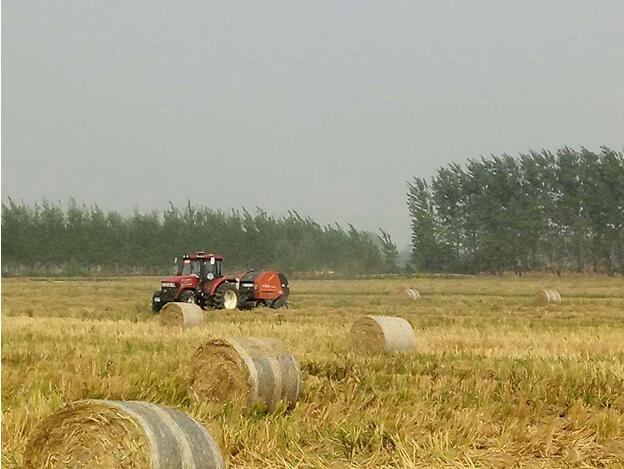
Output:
[{"xmin": 160, "ymin": 275, "xmax": 199, "ymax": 288}]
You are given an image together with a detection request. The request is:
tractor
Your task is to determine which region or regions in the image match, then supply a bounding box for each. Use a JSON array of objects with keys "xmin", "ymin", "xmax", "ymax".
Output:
[{"xmin": 151, "ymin": 252, "xmax": 289, "ymax": 312}]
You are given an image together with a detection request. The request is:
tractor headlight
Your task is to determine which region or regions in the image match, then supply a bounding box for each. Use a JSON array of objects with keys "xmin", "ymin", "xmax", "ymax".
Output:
[{"xmin": 161, "ymin": 282, "xmax": 176, "ymax": 288}]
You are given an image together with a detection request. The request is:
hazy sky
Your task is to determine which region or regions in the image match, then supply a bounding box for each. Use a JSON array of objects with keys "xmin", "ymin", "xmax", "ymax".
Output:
[{"xmin": 3, "ymin": 1, "xmax": 623, "ymax": 246}]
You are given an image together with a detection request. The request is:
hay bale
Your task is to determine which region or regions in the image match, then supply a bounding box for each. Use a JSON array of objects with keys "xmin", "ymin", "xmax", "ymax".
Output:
[
  {"xmin": 188, "ymin": 337, "xmax": 301, "ymax": 411},
  {"xmin": 24, "ymin": 399, "xmax": 223, "ymax": 469},
  {"xmin": 351, "ymin": 315, "xmax": 416, "ymax": 353},
  {"xmin": 404, "ymin": 287, "xmax": 421, "ymax": 300},
  {"xmin": 537, "ymin": 288, "xmax": 561, "ymax": 305},
  {"xmin": 160, "ymin": 302, "xmax": 204, "ymax": 328}
]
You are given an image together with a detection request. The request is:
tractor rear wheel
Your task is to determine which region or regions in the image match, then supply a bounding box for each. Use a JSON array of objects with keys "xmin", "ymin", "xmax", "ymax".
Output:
[{"xmin": 213, "ymin": 283, "xmax": 239, "ymax": 310}]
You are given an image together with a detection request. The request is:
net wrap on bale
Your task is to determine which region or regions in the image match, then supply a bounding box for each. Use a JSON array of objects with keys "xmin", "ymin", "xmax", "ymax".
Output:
[
  {"xmin": 160, "ymin": 302, "xmax": 205, "ymax": 328},
  {"xmin": 188, "ymin": 336, "xmax": 301, "ymax": 411},
  {"xmin": 351, "ymin": 315, "xmax": 416, "ymax": 353},
  {"xmin": 537, "ymin": 288, "xmax": 561, "ymax": 305},
  {"xmin": 24, "ymin": 399, "xmax": 223, "ymax": 469}
]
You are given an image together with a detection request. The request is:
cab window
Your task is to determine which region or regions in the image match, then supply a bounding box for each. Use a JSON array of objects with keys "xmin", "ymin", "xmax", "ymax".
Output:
[
  {"xmin": 202, "ymin": 259, "xmax": 221, "ymax": 278},
  {"xmin": 203, "ymin": 261, "xmax": 214, "ymax": 277},
  {"xmin": 181, "ymin": 260, "xmax": 202, "ymax": 276}
]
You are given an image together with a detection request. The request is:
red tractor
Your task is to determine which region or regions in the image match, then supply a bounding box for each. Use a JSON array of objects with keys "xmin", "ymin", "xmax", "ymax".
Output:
[{"xmin": 151, "ymin": 252, "xmax": 289, "ymax": 312}]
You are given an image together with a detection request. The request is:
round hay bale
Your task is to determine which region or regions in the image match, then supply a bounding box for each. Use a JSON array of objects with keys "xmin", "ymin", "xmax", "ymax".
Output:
[
  {"xmin": 160, "ymin": 302, "xmax": 204, "ymax": 328},
  {"xmin": 24, "ymin": 399, "xmax": 224, "ymax": 469},
  {"xmin": 188, "ymin": 337, "xmax": 301, "ymax": 411},
  {"xmin": 537, "ymin": 288, "xmax": 561, "ymax": 305},
  {"xmin": 351, "ymin": 315, "xmax": 416, "ymax": 353},
  {"xmin": 404, "ymin": 287, "xmax": 421, "ymax": 300}
]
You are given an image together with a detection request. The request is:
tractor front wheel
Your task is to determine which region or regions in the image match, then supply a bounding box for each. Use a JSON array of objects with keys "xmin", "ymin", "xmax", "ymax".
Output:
[
  {"xmin": 213, "ymin": 283, "xmax": 239, "ymax": 310},
  {"xmin": 179, "ymin": 290, "xmax": 196, "ymax": 304}
]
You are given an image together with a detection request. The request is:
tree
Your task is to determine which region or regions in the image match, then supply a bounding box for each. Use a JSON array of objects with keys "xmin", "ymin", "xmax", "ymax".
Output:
[
  {"xmin": 378, "ymin": 228, "xmax": 398, "ymax": 272},
  {"xmin": 407, "ymin": 178, "xmax": 439, "ymax": 271}
]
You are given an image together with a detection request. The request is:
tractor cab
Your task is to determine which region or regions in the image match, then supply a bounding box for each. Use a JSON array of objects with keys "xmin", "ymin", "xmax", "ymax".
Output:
[
  {"xmin": 172, "ymin": 252, "xmax": 228, "ymax": 296},
  {"xmin": 178, "ymin": 252, "xmax": 223, "ymax": 281}
]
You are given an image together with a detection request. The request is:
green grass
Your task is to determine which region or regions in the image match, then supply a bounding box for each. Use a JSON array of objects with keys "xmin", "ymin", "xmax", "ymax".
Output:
[{"xmin": 2, "ymin": 275, "xmax": 624, "ymax": 467}]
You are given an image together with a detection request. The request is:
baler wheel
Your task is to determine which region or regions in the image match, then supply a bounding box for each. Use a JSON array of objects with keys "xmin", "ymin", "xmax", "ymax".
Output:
[{"xmin": 270, "ymin": 295, "xmax": 288, "ymax": 309}]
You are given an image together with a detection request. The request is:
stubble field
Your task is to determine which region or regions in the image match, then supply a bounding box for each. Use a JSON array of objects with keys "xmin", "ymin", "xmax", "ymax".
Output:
[{"xmin": 2, "ymin": 275, "xmax": 624, "ymax": 468}]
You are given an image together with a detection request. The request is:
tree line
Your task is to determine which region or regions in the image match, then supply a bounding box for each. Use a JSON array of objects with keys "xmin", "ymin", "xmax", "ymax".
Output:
[
  {"xmin": 408, "ymin": 146, "xmax": 624, "ymax": 274},
  {"xmin": 1, "ymin": 201, "xmax": 387, "ymax": 276},
  {"xmin": 5, "ymin": 146, "xmax": 622, "ymax": 277}
]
